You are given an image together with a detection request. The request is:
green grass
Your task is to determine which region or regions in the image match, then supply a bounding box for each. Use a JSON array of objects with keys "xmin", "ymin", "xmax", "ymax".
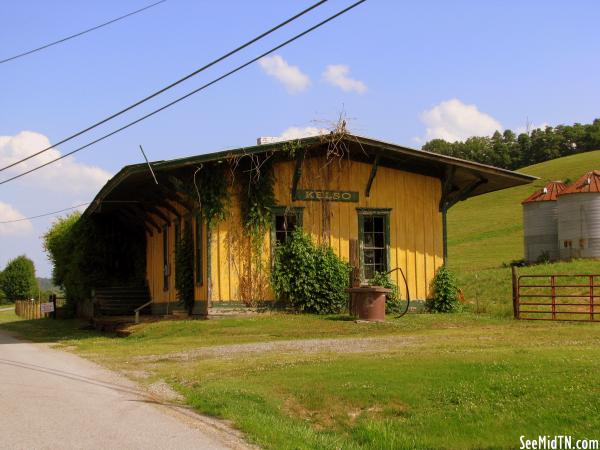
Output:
[
  {"xmin": 2, "ymin": 152, "xmax": 599, "ymax": 448},
  {"xmin": 447, "ymin": 151, "xmax": 600, "ymax": 316},
  {"xmin": 448, "ymin": 150, "xmax": 600, "ymax": 272},
  {"xmin": 3, "ymin": 310, "xmax": 600, "ymax": 449}
]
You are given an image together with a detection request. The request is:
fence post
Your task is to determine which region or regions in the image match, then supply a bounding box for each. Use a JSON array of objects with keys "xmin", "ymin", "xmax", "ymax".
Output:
[
  {"xmin": 511, "ymin": 265, "xmax": 519, "ymax": 319},
  {"xmin": 590, "ymin": 275, "xmax": 594, "ymax": 322},
  {"xmin": 348, "ymin": 239, "xmax": 360, "ymax": 315},
  {"xmin": 551, "ymin": 275, "xmax": 556, "ymax": 320},
  {"xmin": 51, "ymin": 294, "xmax": 57, "ymax": 320}
]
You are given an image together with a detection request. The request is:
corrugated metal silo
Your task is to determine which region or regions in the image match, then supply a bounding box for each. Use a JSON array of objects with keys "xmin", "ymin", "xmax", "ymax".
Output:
[
  {"xmin": 522, "ymin": 181, "xmax": 566, "ymax": 262},
  {"xmin": 557, "ymin": 170, "xmax": 600, "ymax": 259}
]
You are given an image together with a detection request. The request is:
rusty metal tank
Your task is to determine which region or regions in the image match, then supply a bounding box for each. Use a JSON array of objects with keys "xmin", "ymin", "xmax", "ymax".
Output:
[
  {"xmin": 522, "ymin": 181, "xmax": 566, "ymax": 262},
  {"xmin": 557, "ymin": 170, "xmax": 600, "ymax": 259}
]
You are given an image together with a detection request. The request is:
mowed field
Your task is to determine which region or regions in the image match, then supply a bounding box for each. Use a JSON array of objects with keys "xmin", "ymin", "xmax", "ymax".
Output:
[
  {"xmin": 2, "ymin": 310, "xmax": 600, "ymax": 449},
  {"xmin": 448, "ymin": 150, "xmax": 600, "ymax": 316},
  {"xmin": 2, "ymin": 152, "xmax": 600, "ymax": 449}
]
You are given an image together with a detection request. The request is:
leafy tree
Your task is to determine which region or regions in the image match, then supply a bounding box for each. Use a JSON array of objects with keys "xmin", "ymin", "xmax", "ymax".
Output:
[
  {"xmin": 422, "ymin": 118, "xmax": 600, "ymax": 170},
  {"xmin": 0, "ymin": 255, "xmax": 37, "ymax": 301}
]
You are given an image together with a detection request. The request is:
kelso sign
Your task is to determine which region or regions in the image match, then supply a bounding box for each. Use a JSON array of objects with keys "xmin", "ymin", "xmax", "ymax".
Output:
[{"xmin": 295, "ymin": 189, "xmax": 359, "ymax": 202}]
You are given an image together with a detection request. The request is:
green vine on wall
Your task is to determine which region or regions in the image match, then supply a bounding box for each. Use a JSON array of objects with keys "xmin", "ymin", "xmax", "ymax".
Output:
[
  {"xmin": 194, "ymin": 163, "xmax": 229, "ymax": 227},
  {"xmin": 233, "ymin": 153, "xmax": 276, "ymax": 305},
  {"xmin": 238, "ymin": 154, "xmax": 276, "ymax": 240},
  {"xmin": 175, "ymin": 220, "xmax": 195, "ymax": 314}
]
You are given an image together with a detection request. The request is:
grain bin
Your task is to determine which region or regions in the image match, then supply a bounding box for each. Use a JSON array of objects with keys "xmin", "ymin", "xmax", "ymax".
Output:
[
  {"xmin": 557, "ymin": 170, "xmax": 600, "ymax": 259},
  {"xmin": 522, "ymin": 181, "xmax": 567, "ymax": 262}
]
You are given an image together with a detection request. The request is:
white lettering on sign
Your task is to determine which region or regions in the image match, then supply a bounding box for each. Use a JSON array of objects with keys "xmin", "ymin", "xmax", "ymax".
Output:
[
  {"xmin": 40, "ymin": 302, "xmax": 55, "ymax": 313},
  {"xmin": 296, "ymin": 189, "xmax": 358, "ymax": 202}
]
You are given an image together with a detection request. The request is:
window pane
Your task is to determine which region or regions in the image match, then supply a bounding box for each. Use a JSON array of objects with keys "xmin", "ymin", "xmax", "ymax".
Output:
[
  {"xmin": 374, "ymin": 232, "xmax": 384, "ymax": 248},
  {"xmin": 363, "ymin": 216, "xmax": 374, "ymax": 232},
  {"xmin": 275, "ymin": 231, "xmax": 286, "ymax": 244},
  {"xmin": 276, "ymin": 215, "xmax": 286, "ymax": 231},
  {"xmin": 359, "ymin": 213, "xmax": 388, "ymax": 281},
  {"xmin": 374, "ymin": 249, "xmax": 384, "ymax": 266},
  {"xmin": 364, "ymin": 249, "xmax": 375, "ymax": 264}
]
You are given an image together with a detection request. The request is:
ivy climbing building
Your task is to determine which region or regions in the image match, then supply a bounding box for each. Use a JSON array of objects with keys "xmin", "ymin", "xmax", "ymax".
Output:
[{"xmin": 83, "ymin": 133, "xmax": 535, "ymax": 315}]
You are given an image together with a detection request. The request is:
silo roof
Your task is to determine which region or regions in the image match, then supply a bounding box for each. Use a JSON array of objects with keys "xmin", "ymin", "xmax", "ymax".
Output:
[
  {"xmin": 560, "ymin": 170, "xmax": 600, "ymax": 195},
  {"xmin": 521, "ymin": 181, "xmax": 567, "ymax": 204}
]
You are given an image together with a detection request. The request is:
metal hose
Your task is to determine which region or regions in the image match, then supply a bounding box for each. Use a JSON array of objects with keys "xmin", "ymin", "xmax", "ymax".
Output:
[{"xmin": 386, "ymin": 267, "xmax": 411, "ymax": 318}]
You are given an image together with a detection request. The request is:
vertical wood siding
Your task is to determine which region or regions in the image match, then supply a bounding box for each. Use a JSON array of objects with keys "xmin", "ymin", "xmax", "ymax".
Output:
[
  {"xmin": 144, "ymin": 156, "xmax": 443, "ymax": 303},
  {"xmin": 145, "ymin": 200, "xmax": 207, "ymax": 305}
]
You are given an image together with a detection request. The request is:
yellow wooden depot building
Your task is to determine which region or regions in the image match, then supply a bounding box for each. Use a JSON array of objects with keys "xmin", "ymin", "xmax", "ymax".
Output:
[{"xmin": 84, "ymin": 133, "xmax": 534, "ymax": 314}]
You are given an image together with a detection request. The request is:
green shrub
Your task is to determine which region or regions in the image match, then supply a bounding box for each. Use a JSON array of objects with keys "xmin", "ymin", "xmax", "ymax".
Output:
[
  {"xmin": 271, "ymin": 229, "xmax": 350, "ymax": 314},
  {"xmin": 426, "ymin": 265, "xmax": 460, "ymax": 313},
  {"xmin": 0, "ymin": 255, "xmax": 37, "ymax": 301},
  {"xmin": 370, "ymin": 271, "xmax": 403, "ymax": 314}
]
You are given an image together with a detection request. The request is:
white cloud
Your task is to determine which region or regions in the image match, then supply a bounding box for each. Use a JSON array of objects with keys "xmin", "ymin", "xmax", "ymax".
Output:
[
  {"xmin": 322, "ymin": 65, "xmax": 367, "ymax": 94},
  {"xmin": 0, "ymin": 202, "xmax": 33, "ymax": 236},
  {"xmin": 273, "ymin": 126, "xmax": 328, "ymax": 142},
  {"xmin": 0, "ymin": 130, "xmax": 111, "ymax": 194},
  {"xmin": 419, "ymin": 98, "xmax": 502, "ymax": 142},
  {"xmin": 258, "ymin": 55, "xmax": 310, "ymax": 93}
]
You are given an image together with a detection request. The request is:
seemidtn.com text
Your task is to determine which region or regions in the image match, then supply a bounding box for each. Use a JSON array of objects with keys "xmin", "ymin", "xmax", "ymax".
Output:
[{"xmin": 520, "ymin": 435, "xmax": 599, "ymax": 450}]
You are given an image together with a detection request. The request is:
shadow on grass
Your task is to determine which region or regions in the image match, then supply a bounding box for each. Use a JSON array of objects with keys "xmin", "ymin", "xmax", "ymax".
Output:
[
  {"xmin": 324, "ymin": 315, "xmax": 355, "ymax": 322},
  {"xmin": 0, "ymin": 313, "xmax": 116, "ymax": 344}
]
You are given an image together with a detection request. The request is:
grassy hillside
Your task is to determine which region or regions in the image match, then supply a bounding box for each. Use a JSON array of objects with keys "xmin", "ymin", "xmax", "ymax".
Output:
[
  {"xmin": 447, "ymin": 150, "xmax": 600, "ymax": 316},
  {"xmin": 448, "ymin": 150, "xmax": 600, "ymax": 273}
]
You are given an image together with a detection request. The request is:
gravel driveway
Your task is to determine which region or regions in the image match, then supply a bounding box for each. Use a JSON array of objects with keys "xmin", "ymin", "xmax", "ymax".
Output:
[{"xmin": 0, "ymin": 330, "xmax": 252, "ymax": 450}]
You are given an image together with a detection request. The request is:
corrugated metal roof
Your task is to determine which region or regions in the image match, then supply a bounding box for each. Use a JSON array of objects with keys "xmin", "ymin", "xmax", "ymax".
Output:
[
  {"xmin": 560, "ymin": 170, "xmax": 600, "ymax": 195},
  {"xmin": 521, "ymin": 181, "xmax": 567, "ymax": 204}
]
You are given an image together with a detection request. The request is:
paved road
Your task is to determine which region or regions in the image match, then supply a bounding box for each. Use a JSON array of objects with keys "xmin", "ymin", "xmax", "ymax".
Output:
[{"xmin": 0, "ymin": 330, "xmax": 247, "ymax": 450}]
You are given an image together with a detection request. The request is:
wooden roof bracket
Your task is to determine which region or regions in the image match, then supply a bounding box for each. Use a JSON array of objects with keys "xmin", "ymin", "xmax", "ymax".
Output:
[
  {"xmin": 138, "ymin": 188, "xmax": 182, "ymax": 219},
  {"xmin": 130, "ymin": 205, "xmax": 162, "ymax": 233},
  {"xmin": 439, "ymin": 166, "xmax": 456, "ymax": 212},
  {"xmin": 119, "ymin": 208, "xmax": 154, "ymax": 236},
  {"xmin": 365, "ymin": 154, "xmax": 381, "ymax": 198},
  {"xmin": 291, "ymin": 149, "xmax": 305, "ymax": 201},
  {"xmin": 167, "ymin": 175, "xmax": 199, "ymax": 211},
  {"xmin": 444, "ymin": 176, "xmax": 488, "ymax": 211},
  {"xmin": 142, "ymin": 203, "xmax": 172, "ymax": 225},
  {"xmin": 152, "ymin": 198, "xmax": 181, "ymax": 220},
  {"xmin": 154, "ymin": 184, "xmax": 193, "ymax": 213},
  {"xmin": 113, "ymin": 211, "xmax": 153, "ymax": 237}
]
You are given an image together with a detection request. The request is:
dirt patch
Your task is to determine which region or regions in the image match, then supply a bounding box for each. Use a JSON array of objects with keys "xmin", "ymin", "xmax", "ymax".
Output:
[
  {"xmin": 147, "ymin": 380, "xmax": 185, "ymax": 403},
  {"xmin": 283, "ymin": 395, "xmax": 408, "ymax": 431},
  {"xmin": 136, "ymin": 335, "xmax": 419, "ymax": 363}
]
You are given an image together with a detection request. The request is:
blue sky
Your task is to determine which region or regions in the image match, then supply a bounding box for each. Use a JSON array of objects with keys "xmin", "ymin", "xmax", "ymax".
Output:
[{"xmin": 1, "ymin": 0, "xmax": 599, "ymax": 278}]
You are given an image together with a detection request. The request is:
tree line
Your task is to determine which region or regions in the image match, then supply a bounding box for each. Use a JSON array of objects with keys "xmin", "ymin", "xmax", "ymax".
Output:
[{"xmin": 422, "ymin": 119, "xmax": 600, "ymax": 170}]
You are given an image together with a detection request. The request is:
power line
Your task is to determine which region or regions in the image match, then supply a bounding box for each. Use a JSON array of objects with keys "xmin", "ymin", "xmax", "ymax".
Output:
[
  {"xmin": 0, "ymin": 0, "xmax": 366, "ymax": 187},
  {"xmin": 0, "ymin": 203, "xmax": 89, "ymax": 224},
  {"xmin": 0, "ymin": 0, "xmax": 167, "ymax": 65},
  {"xmin": 0, "ymin": 0, "xmax": 328, "ymax": 174}
]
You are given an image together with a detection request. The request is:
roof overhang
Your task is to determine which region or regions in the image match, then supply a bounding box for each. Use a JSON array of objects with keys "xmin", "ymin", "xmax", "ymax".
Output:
[{"xmin": 84, "ymin": 133, "xmax": 537, "ymax": 218}]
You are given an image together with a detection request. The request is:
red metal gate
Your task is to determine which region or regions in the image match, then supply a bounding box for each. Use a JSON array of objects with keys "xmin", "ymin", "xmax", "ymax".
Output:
[{"xmin": 516, "ymin": 274, "xmax": 600, "ymax": 322}]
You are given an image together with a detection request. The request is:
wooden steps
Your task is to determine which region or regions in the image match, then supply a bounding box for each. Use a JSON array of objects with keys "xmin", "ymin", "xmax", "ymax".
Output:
[{"xmin": 95, "ymin": 285, "xmax": 151, "ymax": 316}]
